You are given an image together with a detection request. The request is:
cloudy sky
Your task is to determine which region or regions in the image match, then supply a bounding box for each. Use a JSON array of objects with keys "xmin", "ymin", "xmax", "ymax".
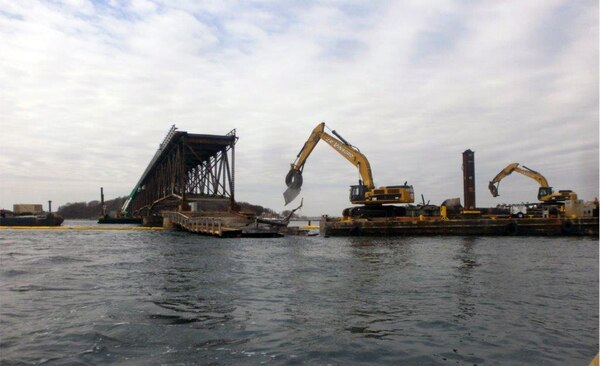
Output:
[{"xmin": 0, "ymin": 0, "xmax": 598, "ymax": 216}]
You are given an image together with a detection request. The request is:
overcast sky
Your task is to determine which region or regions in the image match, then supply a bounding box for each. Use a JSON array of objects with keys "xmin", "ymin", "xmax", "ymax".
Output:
[{"xmin": 0, "ymin": 0, "xmax": 598, "ymax": 217}]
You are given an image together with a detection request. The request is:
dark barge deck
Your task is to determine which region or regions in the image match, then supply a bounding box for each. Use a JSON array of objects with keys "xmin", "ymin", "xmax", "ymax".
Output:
[
  {"xmin": 320, "ymin": 216, "xmax": 599, "ymax": 237},
  {"xmin": 0, "ymin": 214, "xmax": 64, "ymax": 227}
]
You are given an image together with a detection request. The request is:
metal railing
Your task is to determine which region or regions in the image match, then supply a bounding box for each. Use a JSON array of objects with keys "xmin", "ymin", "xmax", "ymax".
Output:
[{"xmin": 163, "ymin": 211, "xmax": 225, "ymax": 236}]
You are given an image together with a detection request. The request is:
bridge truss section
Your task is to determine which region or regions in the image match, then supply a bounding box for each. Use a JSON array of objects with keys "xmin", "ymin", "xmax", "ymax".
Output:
[{"xmin": 123, "ymin": 126, "xmax": 238, "ymax": 216}]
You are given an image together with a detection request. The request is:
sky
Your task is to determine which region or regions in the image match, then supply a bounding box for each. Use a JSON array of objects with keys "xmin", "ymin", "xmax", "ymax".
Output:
[{"xmin": 0, "ymin": 0, "xmax": 598, "ymax": 217}]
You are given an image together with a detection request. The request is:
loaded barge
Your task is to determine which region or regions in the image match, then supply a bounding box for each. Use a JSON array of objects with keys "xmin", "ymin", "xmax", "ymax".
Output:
[
  {"xmin": 318, "ymin": 149, "xmax": 598, "ymax": 237},
  {"xmin": 0, "ymin": 213, "xmax": 64, "ymax": 227},
  {"xmin": 283, "ymin": 123, "xmax": 599, "ymax": 238},
  {"xmin": 0, "ymin": 203, "xmax": 63, "ymax": 227}
]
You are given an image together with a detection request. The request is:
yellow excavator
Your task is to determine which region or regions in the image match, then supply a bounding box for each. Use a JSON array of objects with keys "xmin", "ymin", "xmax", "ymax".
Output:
[
  {"xmin": 284, "ymin": 122, "xmax": 414, "ymax": 217},
  {"xmin": 488, "ymin": 163, "xmax": 577, "ymax": 202}
]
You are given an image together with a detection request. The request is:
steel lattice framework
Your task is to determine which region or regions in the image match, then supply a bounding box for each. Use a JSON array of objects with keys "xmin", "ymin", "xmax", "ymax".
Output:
[{"xmin": 123, "ymin": 126, "xmax": 238, "ymax": 216}]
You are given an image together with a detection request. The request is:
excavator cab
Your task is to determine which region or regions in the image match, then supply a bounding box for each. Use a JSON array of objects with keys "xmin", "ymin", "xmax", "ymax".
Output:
[
  {"xmin": 537, "ymin": 187, "xmax": 554, "ymax": 200},
  {"xmin": 538, "ymin": 187, "xmax": 576, "ymax": 202},
  {"xmin": 349, "ymin": 184, "xmax": 367, "ymax": 203},
  {"xmin": 350, "ymin": 184, "xmax": 414, "ymax": 204}
]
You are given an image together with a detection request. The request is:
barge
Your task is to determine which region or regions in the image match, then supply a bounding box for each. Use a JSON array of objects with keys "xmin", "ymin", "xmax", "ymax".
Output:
[
  {"xmin": 315, "ymin": 149, "xmax": 599, "ymax": 237},
  {"xmin": 1, "ymin": 203, "xmax": 63, "ymax": 227},
  {"xmin": 0, "ymin": 212, "xmax": 64, "ymax": 227},
  {"xmin": 320, "ymin": 215, "xmax": 599, "ymax": 237}
]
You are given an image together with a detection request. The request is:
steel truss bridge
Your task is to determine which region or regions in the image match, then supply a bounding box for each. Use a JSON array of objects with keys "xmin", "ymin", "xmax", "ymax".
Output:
[{"xmin": 122, "ymin": 125, "xmax": 238, "ymax": 217}]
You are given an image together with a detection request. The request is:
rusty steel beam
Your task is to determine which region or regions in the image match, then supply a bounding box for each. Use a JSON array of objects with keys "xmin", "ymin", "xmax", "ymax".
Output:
[{"xmin": 462, "ymin": 149, "xmax": 476, "ymax": 210}]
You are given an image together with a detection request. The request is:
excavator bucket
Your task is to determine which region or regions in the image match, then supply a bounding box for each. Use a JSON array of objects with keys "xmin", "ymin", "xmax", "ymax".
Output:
[
  {"xmin": 488, "ymin": 181, "xmax": 499, "ymax": 197},
  {"xmin": 283, "ymin": 187, "xmax": 301, "ymax": 205},
  {"xmin": 284, "ymin": 168, "xmax": 303, "ymax": 205}
]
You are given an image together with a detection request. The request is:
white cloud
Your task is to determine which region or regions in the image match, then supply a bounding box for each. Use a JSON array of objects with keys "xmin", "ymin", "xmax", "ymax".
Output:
[{"xmin": 0, "ymin": 0, "xmax": 597, "ymax": 216}]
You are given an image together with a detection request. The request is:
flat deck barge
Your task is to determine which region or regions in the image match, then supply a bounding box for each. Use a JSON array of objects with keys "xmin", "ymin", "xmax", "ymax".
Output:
[
  {"xmin": 320, "ymin": 216, "xmax": 599, "ymax": 237},
  {"xmin": 0, "ymin": 213, "xmax": 64, "ymax": 227}
]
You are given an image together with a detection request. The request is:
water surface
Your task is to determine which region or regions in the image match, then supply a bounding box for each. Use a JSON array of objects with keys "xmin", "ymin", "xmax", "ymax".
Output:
[{"xmin": 1, "ymin": 221, "xmax": 598, "ymax": 365}]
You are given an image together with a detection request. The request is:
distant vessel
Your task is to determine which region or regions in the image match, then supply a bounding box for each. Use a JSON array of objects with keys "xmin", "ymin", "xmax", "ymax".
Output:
[
  {"xmin": 0, "ymin": 202, "xmax": 63, "ymax": 227},
  {"xmin": 0, "ymin": 213, "xmax": 64, "ymax": 227},
  {"xmin": 96, "ymin": 187, "xmax": 142, "ymax": 224}
]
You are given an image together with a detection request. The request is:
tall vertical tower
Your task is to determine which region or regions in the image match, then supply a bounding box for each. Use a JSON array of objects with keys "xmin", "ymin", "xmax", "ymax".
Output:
[{"xmin": 462, "ymin": 149, "xmax": 476, "ymax": 210}]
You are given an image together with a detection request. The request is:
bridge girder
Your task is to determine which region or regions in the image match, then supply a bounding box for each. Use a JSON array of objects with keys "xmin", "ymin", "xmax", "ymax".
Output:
[{"xmin": 124, "ymin": 127, "xmax": 238, "ymax": 216}]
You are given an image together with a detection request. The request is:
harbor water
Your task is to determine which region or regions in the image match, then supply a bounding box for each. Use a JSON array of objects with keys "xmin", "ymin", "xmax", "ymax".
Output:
[{"xmin": 1, "ymin": 220, "xmax": 598, "ymax": 365}]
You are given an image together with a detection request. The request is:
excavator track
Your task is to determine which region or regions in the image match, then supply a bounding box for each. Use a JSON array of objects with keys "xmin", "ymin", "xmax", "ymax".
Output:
[{"xmin": 343, "ymin": 205, "xmax": 407, "ymax": 218}]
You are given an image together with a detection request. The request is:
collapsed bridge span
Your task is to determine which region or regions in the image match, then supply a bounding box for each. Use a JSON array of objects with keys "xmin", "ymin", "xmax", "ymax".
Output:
[{"xmin": 122, "ymin": 125, "xmax": 238, "ymax": 219}]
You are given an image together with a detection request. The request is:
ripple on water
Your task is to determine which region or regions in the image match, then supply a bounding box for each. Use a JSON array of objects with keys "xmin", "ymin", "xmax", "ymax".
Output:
[
  {"xmin": 1, "ymin": 269, "xmax": 29, "ymax": 277},
  {"xmin": 0, "ymin": 232, "xmax": 597, "ymax": 365},
  {"xmin": 9, "ymin": 284, "xmax": 75, "ymax": 292}
]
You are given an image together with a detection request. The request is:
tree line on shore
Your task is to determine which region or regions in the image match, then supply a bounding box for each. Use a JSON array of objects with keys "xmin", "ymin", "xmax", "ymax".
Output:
[
  {"xmin": 56, "ymin": 196, "xmax": 293, "ymax": 219},
  {"xmin": 57, "ymin": 197, "xmax": 128, "ymax": 219}
]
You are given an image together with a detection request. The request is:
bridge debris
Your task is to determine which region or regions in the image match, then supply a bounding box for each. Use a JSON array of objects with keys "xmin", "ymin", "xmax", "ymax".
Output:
[{"xmin": 162, "ymin": 211, "xmax": 283, "ymax": 238}]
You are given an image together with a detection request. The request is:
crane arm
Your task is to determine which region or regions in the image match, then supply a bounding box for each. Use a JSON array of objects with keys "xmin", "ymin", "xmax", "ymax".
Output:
[
  {"xmin": 514, "ymin": 165, "xmax": 550, "ymax": 187},
  {"xmin": 290, "ymin": 123, "xmax": 374, "ymax": 188},
  {"xmin": 488, "ymin": 163, "xmax": 550, "ymax": 197},
  {"xmin": 321, "ymin": 132, "xmax": 374, "ymax": 187},
  {"xmin": 284, "ymin": 122, "xmax": 375, "ymax": 204},
  {"xmin": 289, "ymin": 123, "xmax": 325, "ymax": 174}
]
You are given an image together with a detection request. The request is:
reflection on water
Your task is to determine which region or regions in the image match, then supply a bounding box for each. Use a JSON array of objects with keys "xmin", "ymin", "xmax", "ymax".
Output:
[
  {"xmin": 455, "ymin": 237, "xmax": 479, "ymax": 320},
  {"xmin": 0, "ymin": 229, "xmax": 597, "ymax": 365}
]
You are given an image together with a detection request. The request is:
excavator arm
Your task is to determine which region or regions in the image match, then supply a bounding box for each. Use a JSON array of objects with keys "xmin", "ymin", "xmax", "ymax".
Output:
[
  {"xmin": 488, "ymin": 163, "xmax": 550, "ymax": 197},
  {"xmin": 488, "ymin": 163, "xmax": 564, "ymax": 202},
  {"xmin": 284, "ymin": 122, "xmax": 375, "ymax": 205}
]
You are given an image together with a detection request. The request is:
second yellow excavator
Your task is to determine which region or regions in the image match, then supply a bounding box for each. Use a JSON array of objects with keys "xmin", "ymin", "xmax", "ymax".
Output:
[
  {"xmin": 284, "ymin": 122, "xmax": 414, "ymax": 217},
  {"xmin": 488, "ymin": 163, "xmax": 577, "ymax": 203}
]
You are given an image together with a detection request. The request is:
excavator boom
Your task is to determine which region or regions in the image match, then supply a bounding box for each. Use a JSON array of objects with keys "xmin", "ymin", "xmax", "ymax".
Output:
[
  {"xmin": 284, "ymin": 122, "xmax": 374, "ymax": 204},
  {"xmin": 284, "ymin": 122, "xmax": 413, "ymax": 207},
  {"xmin": 488, "ymin": 163, "xmax": 575, "ymax": 202},
  {"xmin": 290, "ymin": 123, "xmax": 374, "ymax": 185},
  {"xmin": 488, "ymin": 163, "xmax": 550, "ymax": 196}
]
